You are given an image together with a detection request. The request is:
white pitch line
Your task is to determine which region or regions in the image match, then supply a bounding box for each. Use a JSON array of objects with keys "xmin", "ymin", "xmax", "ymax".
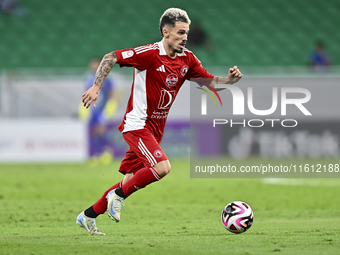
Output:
[{"xmin": 262, "ymin": 178, "xmax": 340, "ymax": 187}]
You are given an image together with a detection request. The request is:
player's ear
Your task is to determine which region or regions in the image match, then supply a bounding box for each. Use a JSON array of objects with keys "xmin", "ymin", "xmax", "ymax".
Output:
[{"xmin": 163, "ymin": 27, "xmax": 170, "ymax": 38}]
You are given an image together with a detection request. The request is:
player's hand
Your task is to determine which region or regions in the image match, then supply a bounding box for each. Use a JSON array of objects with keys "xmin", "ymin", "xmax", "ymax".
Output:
[
  {"xmin": 82, "ymin": 86, "xmax": 100, "ymax": 109},
  {"xmin": 228, "ymin": 66, "xmax": 243, "ymax": 84}
]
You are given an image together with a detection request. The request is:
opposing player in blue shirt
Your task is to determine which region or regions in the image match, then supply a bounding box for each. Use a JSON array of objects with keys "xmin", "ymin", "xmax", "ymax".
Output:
[{"xmin": 82, "ymin": 57, "xmax": 117, "ymax": 161}]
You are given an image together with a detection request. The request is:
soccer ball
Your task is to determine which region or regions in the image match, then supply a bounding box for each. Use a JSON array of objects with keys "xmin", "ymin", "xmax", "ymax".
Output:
[{"xmin": 221, "ymin": 201, "xmax": 253, "ymax": 234}]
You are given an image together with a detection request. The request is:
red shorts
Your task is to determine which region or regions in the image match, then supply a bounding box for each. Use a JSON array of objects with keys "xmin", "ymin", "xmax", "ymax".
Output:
[{"xmin": 119, "ymin": 128, "xmax": 168, "ymax": 174}]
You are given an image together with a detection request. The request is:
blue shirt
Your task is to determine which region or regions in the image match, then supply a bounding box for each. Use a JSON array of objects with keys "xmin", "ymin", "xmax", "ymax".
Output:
[{"xmin": 85, "ymin": 73, "xmax": 114, "ymax": 124}]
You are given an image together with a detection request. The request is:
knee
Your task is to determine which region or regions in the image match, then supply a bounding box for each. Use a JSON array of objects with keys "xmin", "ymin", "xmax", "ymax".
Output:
[
  {"xmin": 122, "ymin": 172, "xmax": 133, "ymax": 185},
  {"xmin": 153, "ymin": 160, "xmax": 171, "ymax": 177}
]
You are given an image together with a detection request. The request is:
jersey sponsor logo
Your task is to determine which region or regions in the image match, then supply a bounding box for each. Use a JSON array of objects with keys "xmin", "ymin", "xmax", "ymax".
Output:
[
  {"xmin": 166, "ymin": 73, "xmax": 178, "ymax": 87},
  {"xmin": 156, "ymin": 65, "xmax": 166, "ymax": 72},
  {"xmin": 153, "ymin": 150, "xmax": 163, "ymax": 158},
  {"xmin": 180, "ymin": 65, "xmax": 189, "ymax": 77},
  {"xmin": 122, "ymin": 50, "xmax": 134, "ymax": 59},
  {"xmin": 151, "ymin": 110, "xmax": 169, "ymax": 119},
  {"xmin": 158, "ymin": 89, "xmax": 175, "ymax": 110}
]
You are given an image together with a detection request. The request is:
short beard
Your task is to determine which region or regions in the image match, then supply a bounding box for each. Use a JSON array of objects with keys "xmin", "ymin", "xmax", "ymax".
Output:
[{"xmin": 174, "ymin": 47, "xmax": 183, "ymax": 54}]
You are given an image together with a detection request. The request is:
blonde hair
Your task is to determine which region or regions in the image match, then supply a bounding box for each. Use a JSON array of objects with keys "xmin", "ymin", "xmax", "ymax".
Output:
[{"xmin": 159, "ymin": 8, "xmax": 191, "ymax": 37}]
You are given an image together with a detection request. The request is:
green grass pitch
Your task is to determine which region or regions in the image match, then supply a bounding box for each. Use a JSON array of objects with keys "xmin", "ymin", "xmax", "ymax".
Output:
[{"xmin": 0, "ymin": 158, "xmax": 339, "ymax": 255}]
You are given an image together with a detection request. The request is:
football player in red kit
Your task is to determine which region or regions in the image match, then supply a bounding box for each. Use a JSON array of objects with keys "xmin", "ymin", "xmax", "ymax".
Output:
[{"xmin": 77, "ymin": 8, "xmax": 242, "ymax": 235}]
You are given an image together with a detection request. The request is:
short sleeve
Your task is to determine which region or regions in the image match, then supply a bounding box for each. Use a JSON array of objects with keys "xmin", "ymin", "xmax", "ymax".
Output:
[
  {"xmin": 115, "ymin": 47, "xmax": 154, "ymax": 70},
  {"xmin": 187, "ymin": 53, "xmax": 214, "ymax": 86}
]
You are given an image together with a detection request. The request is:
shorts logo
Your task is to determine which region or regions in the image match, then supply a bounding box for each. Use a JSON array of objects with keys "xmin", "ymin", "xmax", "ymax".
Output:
[
  {"xmin": 122, "ymin": 50, "xmax": 134, "ymax": 59},
  {"xmin": 180, "ymin": 65, "xmax": 189, "ymax": 77},
  {"xmin": 154, "ymin": 150, "xmax": 163, "ymax": 158},
  {"xmin": 166, "ymin": 73, "xmax": 178, "ymax": 87}
]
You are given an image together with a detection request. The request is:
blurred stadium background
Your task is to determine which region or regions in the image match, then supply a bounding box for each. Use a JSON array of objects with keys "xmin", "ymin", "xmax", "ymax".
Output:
[{"xmin": 0, "ymin": 0, "xmax": 340, "ymax": 162}]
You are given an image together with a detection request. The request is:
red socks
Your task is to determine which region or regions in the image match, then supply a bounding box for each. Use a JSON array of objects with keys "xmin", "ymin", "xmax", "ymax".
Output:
[
  {"xmin": 93, "ymin": 181, "xmax": 122, "ymax": 214},
  {"xmin": 122, "ymin": 167, "xmax": 162, "ymax": 196},
  {"xmin": 92, "ymin": 167, "xmax": 162, "ymax": 214}
]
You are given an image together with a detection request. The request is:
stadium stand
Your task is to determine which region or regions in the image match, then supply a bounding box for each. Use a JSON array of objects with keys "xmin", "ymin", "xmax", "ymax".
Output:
[{"xmin": 0, "ymin": 0, "xmax": 339, "ymax": 69}]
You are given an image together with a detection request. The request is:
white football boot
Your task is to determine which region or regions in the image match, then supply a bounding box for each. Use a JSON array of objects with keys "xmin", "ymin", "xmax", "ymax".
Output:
[
  {"xmin": 106, "ymin": 189, "xmax": 125, "ymax": 222},
  {"xmin": 76, "ymin": 211, "xmax": 106, "ymax": 236}
]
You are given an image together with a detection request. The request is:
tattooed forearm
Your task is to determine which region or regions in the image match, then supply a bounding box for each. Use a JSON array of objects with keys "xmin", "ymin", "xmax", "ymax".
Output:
[
  {"xmin": 93, "ymin": 52, "xmax": 117, "ymax": 89},
  {"xmin": 211, "ymin": 76, "xmax": 226, "ymax": 86},
  {"xmin": 208, "ymin": 76, "xmax": 232, "ymax": 91}
]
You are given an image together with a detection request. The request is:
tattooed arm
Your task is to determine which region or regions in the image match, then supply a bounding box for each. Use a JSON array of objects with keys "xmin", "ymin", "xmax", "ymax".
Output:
[{"xmin": 82, "ymin": 52, "xmax": 117, "ymax": 108}]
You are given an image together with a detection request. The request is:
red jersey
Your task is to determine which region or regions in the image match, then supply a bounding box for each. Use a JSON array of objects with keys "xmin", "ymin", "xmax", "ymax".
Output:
[{"xmin": 115, "ymin": 41, "xmax": 214, "ymax": 137}]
